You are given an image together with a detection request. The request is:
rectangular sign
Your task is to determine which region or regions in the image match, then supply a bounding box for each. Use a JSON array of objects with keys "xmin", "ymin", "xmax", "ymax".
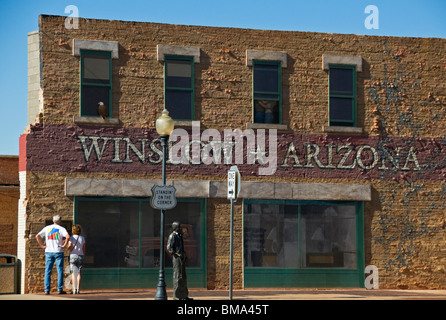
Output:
[
  {"xmin": 228, "ymin": 170, "xmax": 236, "ymax": 199},
  {"xmin": 24, "ymin": 124, "xmax": 444, "ymax": 182}
]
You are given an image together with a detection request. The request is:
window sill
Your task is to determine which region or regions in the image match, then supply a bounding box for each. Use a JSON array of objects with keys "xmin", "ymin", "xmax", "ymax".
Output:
[
  {"xmin": 74, "ymin": 116, "xmax": 121, "ymax": 126},
  {"xmin": 247, "ymin": 123, "xmax": 288, "ymax": 131},
  {"xmin": 323, "ymin": 126, "xmax": 363, "ymax": 135}
]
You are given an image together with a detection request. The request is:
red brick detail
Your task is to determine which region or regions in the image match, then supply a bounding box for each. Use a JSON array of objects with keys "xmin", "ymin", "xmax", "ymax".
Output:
[{"xmin": 19, "ymin": 134, "xmax": 27, "ymax": 172}]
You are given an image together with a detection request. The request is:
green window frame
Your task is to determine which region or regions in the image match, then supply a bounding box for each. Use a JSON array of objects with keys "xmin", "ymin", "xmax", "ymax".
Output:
[
  {"xmin": 243, "ymin": 199, "xmax": 365, "ymax": 288},
  {"xmin": 164, "ymin": 55, "xmax": 195, "ymax": 121},
  {"xmin": 73, "ymin": 197, "xmax": 207, "ymax": 289},
  {"xmin": 253, "ymin": 60, "xmax": 282, "ymax": 124},
  {"xmin": 328, "ymin": 64, "xmax": 357, "ymax": 127},
  {"xmin": 80, "ymin": 49, "xmax": 112, "ymax": 118}
]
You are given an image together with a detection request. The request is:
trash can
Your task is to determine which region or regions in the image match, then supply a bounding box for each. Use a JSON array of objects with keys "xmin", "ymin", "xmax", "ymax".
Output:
[{"xmin": 0, "ymin": 254, "xmax": 18, "ymax": 294}]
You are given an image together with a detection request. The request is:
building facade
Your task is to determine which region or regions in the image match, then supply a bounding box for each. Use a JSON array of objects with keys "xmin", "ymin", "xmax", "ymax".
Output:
[{"xmin": 19, "ymin": 15, "xmax": 445, "ymax": 293}]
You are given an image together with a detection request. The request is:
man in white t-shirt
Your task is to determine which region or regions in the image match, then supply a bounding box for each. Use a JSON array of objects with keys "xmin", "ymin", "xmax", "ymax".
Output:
[{"xmin": 36, "ymin": 215, "xmax": 70, "ymax": 294}]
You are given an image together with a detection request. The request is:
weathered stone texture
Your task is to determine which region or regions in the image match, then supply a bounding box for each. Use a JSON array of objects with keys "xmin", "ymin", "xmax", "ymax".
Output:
[
  {"xmin": 36, "ymin": 15, "xmax": 445, "ymax": 138},
  {"xmin": 0, "ymin": 156, "xmax": 19, "ymax": 256}
]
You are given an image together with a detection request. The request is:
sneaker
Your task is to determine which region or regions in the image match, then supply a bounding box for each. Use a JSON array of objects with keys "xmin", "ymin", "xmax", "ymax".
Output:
[
  {"xmin": 58, "ymin": 290, "xmax": 67, "ymax": 294},
  {"xmin": 44, "ymin": 291, "xmax": 50, "ymax": 295}
]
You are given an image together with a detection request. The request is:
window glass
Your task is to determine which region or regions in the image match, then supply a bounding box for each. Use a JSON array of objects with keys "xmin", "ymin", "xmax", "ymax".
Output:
[
  {"xmin": 244, "ymin": 201, "xmax": 358, "ymax": 269},
  {"xmin": 167, "ymin": 60, "xmax": 192, "ymax": 77},
  {"xmin": 165, "ymin": 90, "xmax": 192, "ymax": 120},
  {"xmin": 253, "ymin": 62, "xmax": 281, "ymax": 124},
  {"xmin": 328, "ymin": 65, "xmax": 356, "ymax": 126},
  {"xmin": 141, "ymin": 201, "xmax": 202, "ymax": 268},
  {"xmin": 300, "ymin": 205, "xmax": 357, "ymax": 269},
  {"xmin": 81, "ymin": 86, "xmax": 110, "ymax": 117},
  {"xmin": 254, "ymin": 65, "xmax": 279, "ymax": 93},
  {"xmin": 77, "ymin": 200, "xmax": 139, "ymax": 268},
  {"xmin": 166, "ymin": 60, "xmax": 192, "ymax": 87},
  {"xmin": 164, "ymin": 57, "xmax": 194, "ymax": 120},
  {"xmin": 80, "ymin": 50, "xmax": 112, "ymax": 117},
  {"xmin": 83, "ymin": 56, "xmax": 110, "ymax": 83},
  {"xmin": 253, "ymin": 93, "xmax": 279, "ymax": 100},
  {"xmin": 329, "ymin": 68, "xmax": 353, "ymax": 95},
  {"xmin": 329, "ymin": 97, "xmax": 353, "ymax": 123},
  {"xmin": 244, "ymin": 202, "xmax": 299, "ymax": 268},
  {"xmin": 254, "ymin": 100, "xmax": 279, "ymax": 124},
  {"xmin": 76, "ymin": 198, "xmax": 203, "ymax": 269}
]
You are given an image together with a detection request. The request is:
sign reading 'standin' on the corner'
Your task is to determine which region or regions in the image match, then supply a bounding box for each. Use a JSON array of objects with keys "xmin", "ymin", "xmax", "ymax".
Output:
[{"xmin": 151, "ymin": 185, "xmax": 177, "ymax": 210}]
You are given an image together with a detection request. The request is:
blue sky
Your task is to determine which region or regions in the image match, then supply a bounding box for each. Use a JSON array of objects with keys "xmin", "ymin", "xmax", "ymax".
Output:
[{"xmin": 0, "ymin": 0, "xmax": 444, "ymax": 155}]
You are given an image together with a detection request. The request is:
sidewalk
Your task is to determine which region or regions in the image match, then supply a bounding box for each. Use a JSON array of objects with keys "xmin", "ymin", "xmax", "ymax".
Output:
[{"xmin": 2, "ymin": 288, "xmax": 446, "ymax": 300}]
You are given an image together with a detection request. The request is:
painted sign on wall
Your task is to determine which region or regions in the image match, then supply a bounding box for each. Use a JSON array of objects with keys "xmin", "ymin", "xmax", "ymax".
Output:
[{"xmin": 23, "ymin": 124, "xmax": 446, "ymax": 181}]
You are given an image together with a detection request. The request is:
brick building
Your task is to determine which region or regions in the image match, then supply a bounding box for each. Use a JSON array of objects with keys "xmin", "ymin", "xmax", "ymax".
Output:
[
  {"xmin": 19, "ymin": 15, "xmax": 445, "ymax": 293},
  {"xmin": 0, "ymin": 156, "xmax": 19, "ymax": 256}
]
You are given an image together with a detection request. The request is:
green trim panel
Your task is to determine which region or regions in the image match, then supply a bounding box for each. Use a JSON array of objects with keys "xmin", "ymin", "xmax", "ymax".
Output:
[{"xmin": 244, "ymin": 268, "xmax": 364, "ymax": 288}]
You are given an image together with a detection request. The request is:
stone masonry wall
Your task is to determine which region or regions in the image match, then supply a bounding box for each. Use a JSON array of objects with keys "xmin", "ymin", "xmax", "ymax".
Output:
[
  {"xmin": 0, "ymin": 156, "xmax": 19, "ymax": 256},
  {"xmin": 36, "ymin": 15, "xmax": 445, "ymax": 137}
]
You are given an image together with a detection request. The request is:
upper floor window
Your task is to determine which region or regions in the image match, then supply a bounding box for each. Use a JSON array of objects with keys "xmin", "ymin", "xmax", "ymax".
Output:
[
  {"xmin": 164, "ymin": 56, "xmax": 194, "ymax": 120},
  {"xmin": 329, "ymin": 65, "xmax": 356, "ymax": 127},
  {"xmin": 80, "ymin": 50, "xmax": 112, "ymax": 117},
  {"xmin": 73, "ymin": 39, "xmax": 118, "ymax": 124},
  {"xmin": 253, "ymin": 60, "xmax": 281, "ymax": 124},
  {"xmin": 246, "ymin": 50, "xmax": 287, "ymax": 126},
  {"xmin": 322, "ymin": 54, "xmax": 362, "ymax": 131},
  {"xmin": 157, "ymin": 45, "xmax": 201, "ymax": 122}
]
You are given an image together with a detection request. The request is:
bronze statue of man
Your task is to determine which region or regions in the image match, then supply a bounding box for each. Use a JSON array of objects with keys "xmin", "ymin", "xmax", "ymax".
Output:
[{"xmin": 167, "ymin": 221, "xmax": 192, "ymax": 300}]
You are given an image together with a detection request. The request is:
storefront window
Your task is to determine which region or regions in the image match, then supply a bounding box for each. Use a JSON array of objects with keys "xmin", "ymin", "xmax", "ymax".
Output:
[
  {"xmin": 140, "ymin": 201, "xmax": 202, "ymax": 268},
  {"xmin": 76, "ymin": 198, "xmax": 202, "ymax": 269},
  {"xmin": 244, "ymin": 200, "xmax": 358, "ymax": 269},
  {"xmin": 76, "ymin": 200, "xmax": 139, "ymax": 268},
  {"xmin": 301, "ymin": 205, "xmax": 357, "ymax": 269},
  {"xmin": 244, "ymin": 202, "xmax": 299, "ymax": 268}
]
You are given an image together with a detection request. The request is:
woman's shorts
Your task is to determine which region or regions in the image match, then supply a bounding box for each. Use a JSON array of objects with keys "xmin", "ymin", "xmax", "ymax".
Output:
[{"xmin": 69, "ymin": 254, "xmax": 84, "ymax": 274}]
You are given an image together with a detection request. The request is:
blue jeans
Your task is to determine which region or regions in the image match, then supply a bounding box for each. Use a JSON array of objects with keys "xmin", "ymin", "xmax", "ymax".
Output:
[
  {"xmin": 44, "ymin": 252, "xmax": 64, "ymax": 292},
  {"xmin": 264, "ymin": 112, "xmax": 274, "ymax": 123},
  {"xmin": 254, "ymin": 111, "xmax": 265, "ymax": 123}
]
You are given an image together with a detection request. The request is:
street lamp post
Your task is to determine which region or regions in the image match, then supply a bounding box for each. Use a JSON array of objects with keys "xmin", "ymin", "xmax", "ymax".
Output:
[{"xmin": 154, "ymin": 109, "xmax": 174, "ymax": 300}]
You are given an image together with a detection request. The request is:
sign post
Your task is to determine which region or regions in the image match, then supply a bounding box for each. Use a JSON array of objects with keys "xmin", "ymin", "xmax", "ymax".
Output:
[
  {"xmin": 227, "ymin": 166, "xmax": 240, "ymax": 300},
  {"xmin": 152, "ymin": 184, "xmax": 176, "ymax": 300}
]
